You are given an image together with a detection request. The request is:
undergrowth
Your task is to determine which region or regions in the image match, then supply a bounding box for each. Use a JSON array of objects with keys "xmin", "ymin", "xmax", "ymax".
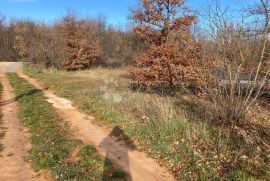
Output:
[
  {"xmin": 24, "ymin": 66, "xmax": 270, "ymax": 180},
  {"xmin": 8, "ymin": 73, "xmax": 125, "ymax": 181}
]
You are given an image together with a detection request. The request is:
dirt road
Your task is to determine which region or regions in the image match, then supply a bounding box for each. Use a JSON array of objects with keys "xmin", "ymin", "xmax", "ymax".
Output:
[
  {"xmin": 18, "ymin": 72, "xmax": 176, "ymax": 181},
  {"xmin": 0, "ymin": 74, "xmax": 35, "ymax": 181},
  {"xmin": 0, "ymin": 62, "xmax": 175, "ymax": 181},
  {"xmin": 0, "ymin": 62, "xmax": 23, "ymax": 73}
]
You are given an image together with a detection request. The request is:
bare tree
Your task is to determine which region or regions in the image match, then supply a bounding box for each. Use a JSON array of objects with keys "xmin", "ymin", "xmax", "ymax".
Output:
[{"xmin": 200, "ymin": 0, "xmax": 270, "ymax": 125}]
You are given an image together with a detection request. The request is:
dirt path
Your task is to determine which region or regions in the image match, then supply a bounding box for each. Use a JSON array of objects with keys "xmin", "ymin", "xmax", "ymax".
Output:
[
  {"xmin": 0, "ymin": 75, "xmax": 35, "ymax": 181},
  {"xmin": 0, "ymin": 62, "xmax": 23, "ymax": 73},
  {"xmin": 19, "ymin": 72, "xmax": 176, "ymax": 181}
]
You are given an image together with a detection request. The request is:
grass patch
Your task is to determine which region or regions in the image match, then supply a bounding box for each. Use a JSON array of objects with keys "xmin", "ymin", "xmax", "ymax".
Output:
[
  {"xmin": 8, "ymin": 73, "xmax": 126, "ymax": 181},
  {"xmin": 24, "ymin": 66, "xmax": 270, "ymax": 180}
]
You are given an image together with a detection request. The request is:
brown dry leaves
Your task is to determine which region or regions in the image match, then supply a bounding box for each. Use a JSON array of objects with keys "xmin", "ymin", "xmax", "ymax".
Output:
[
  {"xmin": 132, "ymin": 41, "xmax": 202, "ymax": 89},
  {"xmin": 61, "ymin": 14, "xmax": 101, "ymax": 70},
  {"xmin": 130, "ymin": 0, "xmax": 196, "ymax": 45},
  {"xmin": 130, "ymin": 0, "xmax": 207, "ymax": 91}
]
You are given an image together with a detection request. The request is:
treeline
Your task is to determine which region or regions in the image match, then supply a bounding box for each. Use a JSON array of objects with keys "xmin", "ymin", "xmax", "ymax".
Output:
[
  {"xmin": 0, "ymin": 0, "xmax": 269, "ymax": 125},
  {"xmin": 0, "ymin": 12, "xmax": 144, "ymax": 69}
]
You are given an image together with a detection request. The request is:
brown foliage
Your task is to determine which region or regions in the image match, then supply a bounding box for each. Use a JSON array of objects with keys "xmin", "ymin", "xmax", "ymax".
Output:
[
  {"xmin": 61, "ymin": 14, "xmax": 101, "ymax": 70},
  {"xmin": 0, "ymin": 16, "xmax": 19, "ymax": 61},
  {"xmin": 11, "ymin": 20, "xmax": 65, "ymax": 69},
  {"xmin": 30, "ymin": 24, "xmax": 65, "ymax": 69},
  {"xmin": 130, "ymin": 0, "xmax": 196, "ymax": 45},
  {"xmin": 131, "ymin": 0, "xmax": 201, "ymax": 91},
  {"xmin": 1, "ymin": 14, "xmax": 141, "ymax": 68},
  {"xmin": 13, "ymin": 20, "xmax": 35, "ymax": 59},
  {"xmin": 132, "ymin": 41, "xmax": 203, "ymax": 90}
]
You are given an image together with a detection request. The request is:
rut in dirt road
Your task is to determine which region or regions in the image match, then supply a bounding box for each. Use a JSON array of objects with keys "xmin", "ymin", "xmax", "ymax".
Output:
[
  {"xmin": 0, "ymin": 75, "xmax": 35, "ymax": 181},
  {"xmin": 19, "ymin": 72, "xmax": 176, "ymax": 181}
]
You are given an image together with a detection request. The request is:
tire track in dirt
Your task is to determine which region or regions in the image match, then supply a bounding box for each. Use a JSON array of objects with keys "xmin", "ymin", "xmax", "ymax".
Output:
[
  {"xmin": 19, "ymin": 72, "xmax": 176, "ymax": 181},
  {"xmin": 0, "ymin": 75, "xmax": 35, "ymax": 181}
]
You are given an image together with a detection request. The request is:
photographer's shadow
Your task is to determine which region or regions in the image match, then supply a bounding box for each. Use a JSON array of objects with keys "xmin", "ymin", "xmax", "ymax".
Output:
[{"xmin": 100, "ymin": 126, "xmax": 136, "ymax": 181}]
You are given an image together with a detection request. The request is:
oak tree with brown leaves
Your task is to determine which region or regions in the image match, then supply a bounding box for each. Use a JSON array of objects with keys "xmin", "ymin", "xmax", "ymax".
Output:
[
  {"xmin": 130, "ymin": 0, "xmax": 196, "ymax": 45},
  {"xmin": 130, "ymin": 0, "xmax": 200, "ymax": 90},
  {"xmin": 132, "ymin": 41, "xmax": 202, "ymax": 89},
  {"xmin": 61, "ymin": 13, "xmax": 101, "ymax": 70}
]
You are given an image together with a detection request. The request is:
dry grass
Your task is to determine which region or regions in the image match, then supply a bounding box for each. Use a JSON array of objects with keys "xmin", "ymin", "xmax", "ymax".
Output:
[{"xmin": 25, "ymin": 66, "xmax": 270, "ymax": 180}]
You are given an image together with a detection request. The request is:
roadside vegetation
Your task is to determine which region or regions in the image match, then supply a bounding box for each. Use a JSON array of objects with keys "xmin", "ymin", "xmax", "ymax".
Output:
[
  {"xmin": 25, "ymin": 66, "xmax": 270, "ymax": 180},
  {"xmin": 1, "ymin": 0, "xmax": 269, "ymax": 180},
  {"xmin": 8, "ymin": 73, "xmax": 125, "ymax": 181},
  {"xmin": 0, "ymin": 82, "xmax": 4, "ymax": 152},
  {"xmin": 0, "ymin": 11, "xmax": 143, "ymax": 69}
]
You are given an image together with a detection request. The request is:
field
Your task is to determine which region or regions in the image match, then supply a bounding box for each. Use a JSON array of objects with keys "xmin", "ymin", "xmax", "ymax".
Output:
[
  {"xmin": 0, "ymin": 0, "xmax": 270, "ymax": 180},
  {"xmin": 8, "ymin": 73, "xmax": 125, "ymax": 180},
  {"xmin": 25, "ymin": 66, "xmax": 270, "ymax": 180}
]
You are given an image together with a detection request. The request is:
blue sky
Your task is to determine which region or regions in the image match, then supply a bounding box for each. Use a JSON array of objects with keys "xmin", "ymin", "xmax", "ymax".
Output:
[
  {"xmin": 0, "ymin": 0, "xmax": 138, "ymax": 25},
  {"xmin": 0, "ymin": 0, "xmax": 254, "ymax": 25}
]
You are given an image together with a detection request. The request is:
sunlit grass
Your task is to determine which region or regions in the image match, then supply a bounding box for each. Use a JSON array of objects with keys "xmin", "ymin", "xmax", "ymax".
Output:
[
  {"xmin": 8, "ymin": 73, "xmax": 126, "ymax": 181},
  {"xmin": 24, "ymin": 66, "xmax": 270, "ymax": 180}
]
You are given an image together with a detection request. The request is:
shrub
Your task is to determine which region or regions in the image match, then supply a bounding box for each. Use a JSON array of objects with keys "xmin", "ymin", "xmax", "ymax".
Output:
[
  {"xmin": 132, "ymin": 41, "xmax": 202, "ymax": 90},
  {"xmin": 60, "ymin": 12, "xmax": 101, "ymax": 70},
  {"xmin": 130, "ymin": 0, "xmax": 202, "ymax": 92}
]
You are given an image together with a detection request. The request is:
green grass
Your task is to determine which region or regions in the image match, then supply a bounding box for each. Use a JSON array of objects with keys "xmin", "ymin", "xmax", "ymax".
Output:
[
  {"xmin": 8, "ymin": 73, "xmax": 126, "ymax": 181},
  {"xmin": 24, "ymin": 65, "xmax": 270, "ymax": 180}
]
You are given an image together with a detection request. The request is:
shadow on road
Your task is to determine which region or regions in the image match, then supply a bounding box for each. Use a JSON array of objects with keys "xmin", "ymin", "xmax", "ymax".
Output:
[
  {"xmin": 100, "ymin": 126, "xmax": 136, "ymax": 181},
  {"xmin": 0, "ymin": 89, "xmax": 40, "ymax": 106}
]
